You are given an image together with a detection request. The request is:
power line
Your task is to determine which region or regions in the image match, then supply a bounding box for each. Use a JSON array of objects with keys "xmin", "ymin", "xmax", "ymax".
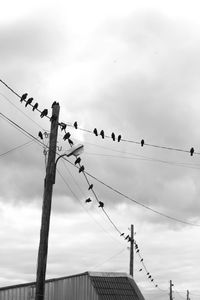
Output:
[{"xmin": 0, "ymin": 140, "xmax": 34, "ymax": 158}]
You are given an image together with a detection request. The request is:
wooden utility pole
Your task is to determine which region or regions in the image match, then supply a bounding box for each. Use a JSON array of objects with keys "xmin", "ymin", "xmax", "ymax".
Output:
[
  {"xmin": 170, "ymin": 280, "xmax": 174, "ymax": 300},
  {"xmin": 187, "ymin": 290, "xmax": 190, "ymax": 300},
  {"xmin": 129, "ymin": 224, "xmax": 134, "ymax": 277},
  {"xmin": 35, "ymin": 103, "xmax": 60, "ymax": 300}
]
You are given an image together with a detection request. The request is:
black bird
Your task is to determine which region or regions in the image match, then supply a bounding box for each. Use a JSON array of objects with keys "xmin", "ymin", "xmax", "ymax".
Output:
[
  {"xmin": 32, "ymin": 103, "xmax": 38, "ymax": 111},
  {"xmin": 85, "ymin": 198, "xmax": 92, "ymax": 203},
  {"xmin": 190, "ymin": 147, "xmax": 194, "ymax": 156},
  {"xmin": 93, "ymin": 128, "xmax": 98, "ymax": 136},
  {"xmin": 68, "ymin": 139, "xmax": 74, "ymax": 146},
  {"xmin": 40, "ymin": 109, "xmax": 48, "ymax": 118},
  {"xmin": 38, "ymin": 131, "xmax": 43, "ymax": 140},
  {"xmin": 155, "ymin": 285, "xmax": 158, "ymax": 287},
  {"xmin": 60, "ymin": 122, "xmax": 67, "ymax": 131},
  {"xmin": 74, "ymin": 121, "xmax": 78, "ymax": 129},
  {"xmin": 79, "ymin": 165, "xmax": 85, "ymax": 173},
  {"xmin": 147, "ymin": 272, "xmax": 149, "ymax": 275},
  {"xmin": 125, "ymin": 235, "xmax": 129, "ymax": 240},
  {"xmin": 98, "ymin": 201, "xmax": 104, "ymax": 208},
  {"xmin": 20, "ymin": 93, "xmax": 28, "ymax": 102},
  {"xmin": 140, "ymin": 258, "xmax": 143, "ymax": 262},
  {"xmin": 120, "ymin": 233, "xmax": 124, "ymax": 236},
  {"xmin": 135, "ymin": 244, "xmax": 138, "ymax": 249},
  {"xmin": 88, "ymin": 184, "xmax": 93, "ymax": 190},
  {"xmin": 128, "ymin": 237, "xmax": 132, "ymax": 242},
  {"xmin": 151, "ymin": 279, "xmax": 154, "ymax": 282},
  {"xmin": 50, "ymin": 114, "xmax": 57, "ymax": 122},
  {"xmin": 25, "ymin": 97, "xmax": 33, "ymax": 107},
  {"xmin": 100, "ymin": 130, "xmax": 104, "ymax": 139},
  {"xmin": 63, "ymin": 132, "xmax": 71, "ymax": 140},
  {"xmin": 141, "ymin": 139, "xmax": 145, "ymax": 147},
  {"xmin": 111, "ymin": 132, "xmax": 115, "ymax": 141},
  {"xmin": 75, "ymin": 157, "xmax": 81, "ymax": 165},
  {"xmin": 148, "ymin": 275, "xmax": 152, "ymax": 279},
  {"xmin": 136, "ymin": 249, "xmax": 139, "ymax": 253},
  {"xmin": 118, "ymin": 135, "xmax": 122, "ymax": 142},
  {"xmin": 139, "ymin": 269, "xmax": 142, "ymax": 272}
]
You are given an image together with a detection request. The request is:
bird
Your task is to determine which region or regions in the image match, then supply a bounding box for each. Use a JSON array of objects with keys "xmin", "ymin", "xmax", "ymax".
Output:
[
  {"xmin": 68, "ymin": 139, "xmax": 74, "ymax": 146},
  {"xmin": 63, "ymin": 132, "xmax": 71, "ymax": 140},
  {"xmin": 147, "ymin": 272, "xmax": 149, "ymax": 275},
  {"xmin": 75, "ymin": 157, "xmax": 81, "ymax": 165},
  {"xmin": 98, "ymin": 201, "xmax": 104, "ymax": 208},
  {"xmin": 139, "ymin": 269, "xmax": 142, "ymax": 272},
  {"xmin": 151, "ymin": 279, "xmax": 154, "ymax": 282},
  {"xmin": 148, "ymin": 275, "xmax": 152, "ymax": 279},
  {"xmin": 128, "ymin": 237, "xmax": 132, "ymax": 242},
  {"xmin": 136, "ymin": 249, "xmax": 139, "ymax": 253},
  {"xmin": 79, "ymin": 165, "xmax": 85, "ymax": 173},
  {"xmin": 25, "ymin": 97, "xmax": 33, "ymax": 107},
  {"xmin": 40, "ymin": 109, "xmax": 48, "ymax": 118},
  {"xmin": 60, "ymin": 122, "xmax": 67, "ymax": 131},
  {"xmin": 155, "ymin": 285, "xmax": 158, "ymax": 287},
  {"xmin": 120, "ymin": 233, "xmax": 124, "ymax": 236},
  {"xmin": 74, "ymin": 121, "xmax": 78, "ymax": 129},
  {"xmin": 118, "ymin": 135, "xmax": 122, "ymax": 142},
  {"xmin": 141, "ymin": 139, "xmax": 145, "ymax": 147},
  {"xmin": 125, "ymin": 235, "xmax": 129, "ymax": 240},
  {"xmin": 190, "ymin": 147, "xmax": 194, "ymax": 156},
  {"xmin": 93, "ymin": 128, "xmax": 98, "ymax": 136},
  {"xmin": 20, "ymin": 93, "xmax": 28, "ymax": 102},
  {"xmin": 38, "ymin": 131, "xmax": 43, "ymax": 140},
  {"xmin": 140, "ymin": 258, "xmax": 143, "ymax": 262},
  {"xmin": 50, "ymin": 114, "xmax": 57, "ymax": 122},
  {"xmin": 88, "ymin": 184, "xmax": 93, "ymax": 190},
  {"xmin": 100, "ymin": 130, "xmax": 104, "ymax": 139},
  {"xmin": 111, "ymin": 132, "xmax": 115, "ymax": 141},
  {"xmin": 32, "ymin": 103, "xmax": 38, "ymax": 111},
  {"xmin": 85, "ymin": 198, "xmax": 92, "ymax": 203}
]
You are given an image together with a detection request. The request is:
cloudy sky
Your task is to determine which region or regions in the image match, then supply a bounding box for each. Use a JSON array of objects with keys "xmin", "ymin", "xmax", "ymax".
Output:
[{"xmin": 1, "ymin": 0, "xmax": 200, "ymax": 299}]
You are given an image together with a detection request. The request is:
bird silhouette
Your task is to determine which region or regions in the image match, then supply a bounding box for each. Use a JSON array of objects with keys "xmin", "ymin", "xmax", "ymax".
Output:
[
  {"xmin": 32, "ymin": 103, "xmax": 38, "ymax": 111},
  {"xmin": 68, "ymin": 139, "xmax": 74, "ymax": 146},
  {"xmin": 111, "ymin": 132, "xmax": 115, "ymax": 141},
  {"xmin": 148, "ymin": 275, "xmax": 151, "ymax": 279},
  {"xmin": 75, "ymin": 157, "xmax": 81, "ymax": 165},
  {"xmin": 147, "ymin": 272, "xmax": 149, "ymax": 275},
  {"xmin": 63, "ymin": 132, "xmax": 71, "ymax": 140},
  {"xmin": 118, "ymin": 135, "xmax": 122, "ymax": 142},
  {"xmin": 25, "ymin": 98, "xmax": 33, "ymax": 107},
  {"xmin": 140, "ymin": 258, "xmax": 143, "ymax": 262},
  {"xmin": 85, "ymin": 198, "xmax": 92, "ymax": 203},
  {"xmin": 120, "ymin": 233, "xmax": 124, "ymax": 236},
  {"xmin": 20, "ymin": 93, "xmax": 28, "ymax": 102},
  {"xmin": 125, "ymin": 235, "xmax": 129, "ymax": 240},
  {"xmin": 93, "ymin": 128, "xmax": 98, "ymax": 136},
  {"xmin": 151, "ymin": 279, "xmax": 154, "ymax": 282},
  {"xmin": 40, "ymin": 109, "xmax": 48, "ymax": 118},
  {"xmin": 74, "ymin": 121, "xmax": 78, "ymax": 129},
  {"xmin": 38, "ymin": 131, "xmax": 43, "ymax": 140},
  {"xmin": 190, "ymin": 147, "xmax": 194, "ymax": 156},
  {"xmin": 139, "ymin": 269, "xmax": 142, "ymax": 272},
  {"xmin": 98, "ymin": 201, "xmax": 104, "ymax": 208},
  {"xmin": 136, "ymin": 249, "xmax": 139, "ymax": 253},
  {"xmin": 88, "ymin": 184, "xmax": 93, "ymax": 190},
  {"xmin": 141, "ymin": 139, "xmax": 144, "ymax": 147},
  {"xmin": 100, "ymin": 130, "xmax": 104, "ymax": 139},
  {"xmin": 79, "ymin": 165, "xmax": 85, "ymax": 173},
  {"xmin": 128, "ymin": 237, "xmax": 132, "ymax": 242},
  {"xmin": 60, "ymin": 122, "xmax": 67, "ymax": 131}
]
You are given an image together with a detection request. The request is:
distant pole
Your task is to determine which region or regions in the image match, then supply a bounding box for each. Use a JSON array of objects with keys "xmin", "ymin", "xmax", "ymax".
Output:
[
  {"xmin": 170, "ymin": 280, "xmax": 174, "ymax": 300},
  {"xmin": 187, "ymin": 290, "xmax": 190, "ymax": 300},
  {"xmin": 129, "ymin": 224, "xmax": 134, "ymax": 277},
  {"xmin": 35, "ymin": 103, "xmax": 60, "ymax": 300}
]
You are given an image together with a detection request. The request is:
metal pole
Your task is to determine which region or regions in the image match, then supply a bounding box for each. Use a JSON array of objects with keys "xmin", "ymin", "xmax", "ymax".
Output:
[
  {"xmin": 35, "ymin": 103, "xmax": 60, "ymax": 300},
  {"xmin": 129, "ymin": 224, "xmax": 134, "ymax": 277}
]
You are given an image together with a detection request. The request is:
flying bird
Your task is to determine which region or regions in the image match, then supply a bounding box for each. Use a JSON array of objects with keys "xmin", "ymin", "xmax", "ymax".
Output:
[
  {"xmin": 100, "ymin": 130, "xmax": 104, "ymax": 139},
  {"xmin": 85, "ymin": 198, "xmax": 92, "ymax": 203},
  {"xmin": 190, "ymin": 147, "xmax": 194, "ymax": 156},
  {"xmin": 38, "ymin": 131, "xmax": 43, "ymax": 140},
  {"xmin": 88, "ymin": 184, "xmax": 93, "ymax": 190},
  {"xmin": 25, "ymin": 97, "xmax": 33, "ymax": 107},
  {"xmin": 79, "ymin": 165, "xmax": 85, "ymax": 173},
  {"xmin": 75, "ymin": 157, "xmax": 81, "ymax": 165},
  {"xmin": 40, "ymin": 109, "xmax": 48, "ymax": 118},
  {"xmin": 60, "ymin": 122, "xmax": 67, "ymax": 131},
  {"xmin": 98, "ymin": 201, "xmax": 104, "ymax": 208},
  {"xmin": 93, "ymin": 128, "xmax": 98, "ymax": 136},
  {"xmin": 111, "ymin": 132, "xmax": 115, "ymax": 141},
  {"xmin": 63, "ymin": 132, "xmax": 71, "ymax": 140},
  {"xmin": 68, "ymin": 139, "xmax": 74, "ymax": 146},
  {"xmin": 74, "ymin": 121, "xmax": 78, "ymax": 129},
  {"xmin": 20, "ymin": 93, "xmax": 28, "ymax": 102},
  {"xmin": 118, "ymin": 135, "xmax": 122, "ymax": 142},
  {"xmin": 141, "ymin": 139, "xmax": 145, "ymax": 147},
  {"xmin": 32, "ymin": 103, "xmax": 38, "ymax": 111}
]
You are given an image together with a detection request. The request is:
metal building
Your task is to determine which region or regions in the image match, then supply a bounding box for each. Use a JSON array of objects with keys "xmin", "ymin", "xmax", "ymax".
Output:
[{"xmin": 0, "ymin": 271, "xmax": 145, "ymax": 300}]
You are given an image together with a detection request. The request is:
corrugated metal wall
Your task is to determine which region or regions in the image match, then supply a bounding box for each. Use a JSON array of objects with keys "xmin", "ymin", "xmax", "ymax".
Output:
[{"xmin": 0, "ymin": 273, "xmax": 99, "ymax": 300}]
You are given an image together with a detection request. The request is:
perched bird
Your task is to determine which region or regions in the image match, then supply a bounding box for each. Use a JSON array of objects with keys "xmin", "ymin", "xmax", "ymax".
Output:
[
  {"xmin": 140, "ymin": 258, "xmax": 143, "ymax": 262},
  {"xmin": 118, "ymin": 135, "xmax": 122, "ymax": 142},
  {"xmin": 111, "ymin": 132, "xmax": 115, "ymax": 141},
  {"xmin": 139, "ymin": 269, "xmax": 142, "ymax": 272},
  {"xmin": 98, "ymin": 201, "xmax": 104, "ymax": 208},
  {"xmin": 88, "ymin": 184, "xmax": 93, "ymax": 190},
  {"xmin": 125, "ymin": 235, "xmax": 129, "ymax": 240},
  {"xmin": 50, "ymin": 114, "xmax": 57, "ymax": 122},
  {"xmin": 190, "ymin": 147, "xmax": 194, "ymax": 156},
  {"xmin": 40, "ymin": 109, "xmax": 48, "ymax": 118},
  {"xmin": 32, "ymin": 103, "xmax": 38, "ymax": 111},
  {"xmin": 38, "ymin": 131, "xmax": 43, "ymax": 140},
  {"xmin": 68, "ymin": 139, "xmax": 74, "ymax": 146},
  {"xmin": 75, "ymin": 157, "xmax": 81, "ymax": 165},
  {"xmin": 79, "ymin": 165, "xmax": 85, "ymax": 173},
  {"xmin": 60, "ymin": 122, "xmax": 67, "ymax": 131},
  {"xmin": 85, "ymin": 198, "xmax": 92, "ymax": 203},
  {"xmin": 120, "ymin": 233, "xmax": 124, "ymax": 236},
  {"xmin": 93, "ymin": 128, "xmax": 98, "ymax": 136},
  {"xmin": 147, "ymin": 272, "xmax": 149, "ymax": 276},
  {"xmin": 148, "ymin": 275, "xmax": 152, "ymax": 279},
  {"xmin": 155, "ymin": 285, "xmax": 158, "ymax": 287},
  {"xmin": 20, "ymin": 93, "xmax": 28, "ymax": 102},
  {"xmin": 25, "ymin": 97, "xmax": 33, "ymax": 107},
  {"xmin": 63, "ymin": 132, "xmax": 71, "ymax": 140},
  {"xmin": 100, "ymin": 130, "xmax": 104, "ymax": 139},
  {"xmin": 141, "ymin": 139, "xmax": 145, "ymax": 147},
  {"xmin": 136, "ymin": 249, "xmax": 139, "ymax": 253},
  {"xmin": 74, "ymin": 121, "xmax": 78, "ymax": 129},
  {"xmin": 151, "ymin": 279, "xmax": 154, "ymax": 282},
  {"xmin": 135, "ymin": 244, "xmax": 138, "ymax": 249},
  {"xmin": 128, "ymin": 237, "xmax": 132, "ymax": 242}
]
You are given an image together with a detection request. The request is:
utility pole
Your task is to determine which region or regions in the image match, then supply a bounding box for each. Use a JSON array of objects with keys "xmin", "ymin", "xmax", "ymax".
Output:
[
  {"xmin": 35, "ymin": 103, "xmax": 60, "ymax": 300},
  {"xmin": 187, "ymin": 290, "xmax": 190, "ymax": 300},
  {"xmin": 129, "ymin": 224, "xmax": 134, "ymax": 277},
  {"xmin": 170, "ymin": 280, "xmax": 174, "ymax": 300}
]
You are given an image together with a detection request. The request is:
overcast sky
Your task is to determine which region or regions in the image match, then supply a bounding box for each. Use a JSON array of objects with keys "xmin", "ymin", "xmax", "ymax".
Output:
[{"xmin": 1, "ymin": 1, "xmax": 200, "ymax": 299}]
